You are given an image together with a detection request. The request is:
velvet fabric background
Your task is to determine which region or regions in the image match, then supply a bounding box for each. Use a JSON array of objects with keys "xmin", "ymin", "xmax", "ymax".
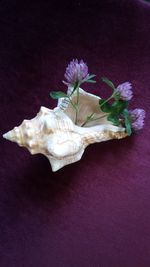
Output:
[{"xmin": 1, "ymin": 0, "xmax": 150, "ymax": 266}]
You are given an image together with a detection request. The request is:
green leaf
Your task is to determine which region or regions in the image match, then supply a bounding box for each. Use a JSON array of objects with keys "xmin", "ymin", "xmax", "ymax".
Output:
[
  {"xmin": 50, "ymin": 91, "xmax": 68, "ymax": 99},
  {"xmin": 101, "ymin": 77, "xmax": 115, "ymax": 90},
  {"xmin": 99, "ymin": 99, "xmax": 111, "ymax": 113},
  {"xmin": 111, "ymin": 100, "xmax": 129, "ymax": 115},
  {"xmin": 86, "ymin": 79, "xmax": 96, "ymax": 83},
  {"xmin": 87, "ymin": 74, "xmax": 96, "ymax": 80},
  {"xmin": 107, "ymin": 114, "xmax": 120, "ymax": 126},
  {"xmin": 85, "ymin": 74, "xmax": 96, "ymax": 83}
]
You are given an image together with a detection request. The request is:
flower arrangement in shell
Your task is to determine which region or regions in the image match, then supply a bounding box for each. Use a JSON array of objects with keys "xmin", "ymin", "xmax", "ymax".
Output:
[{"xmin": 50, "ymin": 59, "xmax": 146, "ymax": 135}]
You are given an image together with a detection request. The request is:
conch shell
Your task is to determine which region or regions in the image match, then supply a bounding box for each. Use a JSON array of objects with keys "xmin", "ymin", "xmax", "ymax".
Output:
[{"xmin": 3, "ymin": 88, "xmax": 127, "ymax": 171}]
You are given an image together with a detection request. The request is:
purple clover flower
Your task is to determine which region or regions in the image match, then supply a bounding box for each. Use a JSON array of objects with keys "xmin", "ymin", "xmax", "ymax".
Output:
[
  {"xmin": 129, "ymin": 108, "xmax": 146, "ymax": 131},
  {"xmin": 63, "ymin": 59, "xmax": 89, "ymax": 86},
  {"xmin": 115, "ymin": 82, "xmax": 133, "ymax": 101}
]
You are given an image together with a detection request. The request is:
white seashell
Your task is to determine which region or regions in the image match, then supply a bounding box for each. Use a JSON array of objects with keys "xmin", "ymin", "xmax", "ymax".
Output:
[{"xmin": 3, "ymin": 88, "xmax": 127, "ymax": 171}]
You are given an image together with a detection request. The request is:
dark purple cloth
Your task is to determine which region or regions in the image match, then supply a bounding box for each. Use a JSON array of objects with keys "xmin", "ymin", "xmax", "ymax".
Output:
[{"xmin": 1, "ymin": 0, "xmax": 150, "ymax": 266}]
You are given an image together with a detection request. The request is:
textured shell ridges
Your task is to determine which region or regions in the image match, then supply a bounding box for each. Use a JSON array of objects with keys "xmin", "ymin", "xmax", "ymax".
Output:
[{"xmin": 3, "ymin": 89, "xmax": 127, "ymax": 171}]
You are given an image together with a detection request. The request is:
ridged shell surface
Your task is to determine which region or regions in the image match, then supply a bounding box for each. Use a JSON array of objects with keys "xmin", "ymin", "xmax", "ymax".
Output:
[{"xmin": 3, "ymin": 89, "xmax": 127, "ymax": 171}]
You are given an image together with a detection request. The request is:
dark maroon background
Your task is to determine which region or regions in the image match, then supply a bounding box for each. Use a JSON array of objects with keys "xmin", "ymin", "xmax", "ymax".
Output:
[{"xmin": 1, "ymin": 0, "xmax": 150, "ymax": 266}]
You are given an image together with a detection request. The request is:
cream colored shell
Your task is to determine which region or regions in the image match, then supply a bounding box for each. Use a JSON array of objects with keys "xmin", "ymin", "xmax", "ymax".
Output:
[{"xmin": 3, "ymin": 88, "xmax": 127, "ymax": 171}]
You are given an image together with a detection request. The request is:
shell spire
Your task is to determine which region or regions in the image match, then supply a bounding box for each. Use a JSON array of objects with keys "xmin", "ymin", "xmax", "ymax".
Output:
[{"xmin": 3, "ymin": 127, "xmax": 22, "ymax": 144}]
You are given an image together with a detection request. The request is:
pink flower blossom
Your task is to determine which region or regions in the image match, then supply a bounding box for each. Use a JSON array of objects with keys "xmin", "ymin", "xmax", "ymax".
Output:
[
  {"xmin": 63, "ymin": 59, "xmax": 89, "ymax": 86},
  {"xmin": 129, "ymin": 108, "xmax": 146, "ymax": 130},
  {"xmin": 116, "ymin": 82, "xmax": 133, "ymax": 101}
]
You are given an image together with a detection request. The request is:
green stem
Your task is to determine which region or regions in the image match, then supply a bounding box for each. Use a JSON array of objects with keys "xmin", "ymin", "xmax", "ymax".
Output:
[
  {"xmin": 81, "ymin": 114, "xmax": 107, "ymax": 127},
  {"xmin": 99, "ymin": 93, "xmax": 114, "ymax": 109},
  {"xmin": 81, "ymin": 112, "xmax": 95, "ymax": 127},
  {"xmin": 68, "ymin": 96, "xmax": 77, "ymax": 111},
  {"xmin": 89, "ymin": 114, "xmax": 107, "ymax": 122},
  {"xmin": 70, "ymin": 81, "xmax": 79, "ymax": 96},
  {"xmin": 75, "ymin": 85, "xmax": 80, "ymax": 124},
  {"xmin": 81, "ymin": 92, "xmax": 115, "ymax": 127},
  {"xmin": 68, "ymin": 96, "xmax": 79, "ymax": 124},
  {"xmin": 77, "ymin": 86, "xmax": 80, "ymax": 106}
]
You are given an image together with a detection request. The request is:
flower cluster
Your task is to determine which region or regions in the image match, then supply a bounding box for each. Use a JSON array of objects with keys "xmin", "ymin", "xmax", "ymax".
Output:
[
  {"xmin": 100, "ymin": 78, "xmax": 146, "ymax": 133},
  {"xmin": 115, "ymin": 82, "xmax": 133, "ymax": 101},
  {"xmin": 50, "ymin": 59, "xmax": 146, "ymax": 135},
  {"xmin": 129, "ymin": 109, "xmax": 146, "ymax": 131},
  {"xmin": 63, "ymin": 59, "xmax": 89, "ymax": 86}
]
